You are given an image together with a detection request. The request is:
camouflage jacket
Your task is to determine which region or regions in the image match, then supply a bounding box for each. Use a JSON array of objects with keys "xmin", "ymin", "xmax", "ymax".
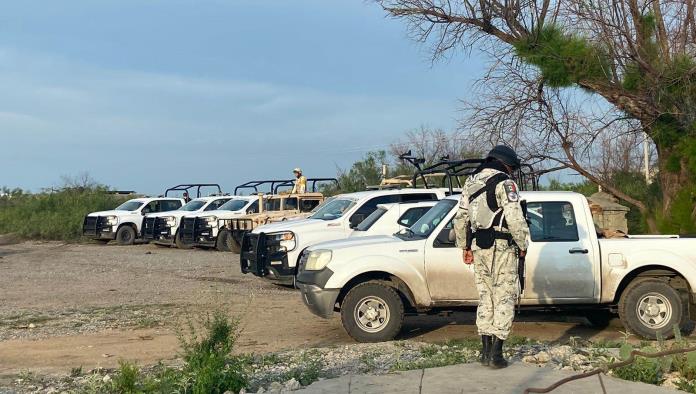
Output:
[{"xmin": 454, "ymin": 167, "xmax": 529, "ymax": 251}]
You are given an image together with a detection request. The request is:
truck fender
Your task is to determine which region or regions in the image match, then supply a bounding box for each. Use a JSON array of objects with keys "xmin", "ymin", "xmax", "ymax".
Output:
[
  {"xmin": 604, "ymin": 249, "xmax": 696, "ymax": 304},
  {"xmin": 325, "ymin": 255, "xmax": 432, "ymax": 307}
]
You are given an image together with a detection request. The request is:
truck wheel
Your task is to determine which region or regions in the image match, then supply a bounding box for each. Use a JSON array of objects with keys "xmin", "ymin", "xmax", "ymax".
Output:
[
  {"xmin": 216, "ymin": 230, "xmax": 231, "ymax": 252},
  {"xmin": 115, "ymin": 226, "xmax": 136, "ymax": 246},
  {"xmin": 175, "ymin": 232, "xmax": 192, "ymax": 250},
  {"xmin": 340, "ymin": 282, "xmax": 404, "ymax": 343},
  {"xmin": 618, "ymin": 279, "xmax": 685, "ymax": 339}
]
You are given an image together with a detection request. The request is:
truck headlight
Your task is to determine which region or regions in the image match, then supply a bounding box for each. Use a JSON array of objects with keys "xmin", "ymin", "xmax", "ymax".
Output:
[
  {"xmin": 272, "ymin": 231, "xmax": 296, "ymax": 251},
  {"xmin": 106, "ymin": 216, "xmax": 118, "ymax": 226},
  {"xmin": 202, "ymin": 216, "xmax": 218, "ymax": 226},
  {"xmin": 163, "ymin": 216, "xmax": 177, "ymax": 227},
  {"xmin": 304, "ymin": 249, "xmax": 332, "ymax": 271}
]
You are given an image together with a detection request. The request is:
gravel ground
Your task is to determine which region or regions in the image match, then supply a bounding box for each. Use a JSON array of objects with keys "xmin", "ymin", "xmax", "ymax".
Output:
[{"xmin": 0, "ymin": 241, "xmax": 666, "ymax": 389}]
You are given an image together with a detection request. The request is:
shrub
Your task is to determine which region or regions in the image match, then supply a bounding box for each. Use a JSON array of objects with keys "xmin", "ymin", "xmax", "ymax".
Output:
[
  {"xmin": 177, "ymin": 310, "xmax": 248, "ymax": 394},
  {"xmin": 0, "ymin": 185, "xmax": 129, "ymax": 241}
]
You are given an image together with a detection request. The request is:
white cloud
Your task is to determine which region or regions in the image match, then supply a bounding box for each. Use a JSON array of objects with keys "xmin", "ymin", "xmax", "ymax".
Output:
[{"xmin": 0, "ymin": 48, "xmax": 458, "ymax": 192}]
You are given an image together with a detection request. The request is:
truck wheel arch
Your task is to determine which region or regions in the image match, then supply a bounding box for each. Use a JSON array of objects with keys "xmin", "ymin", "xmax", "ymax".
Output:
[
  {"xmin": 613, "ymin": 265, "xmax": 691, "ymax": 304},
  {"xmin": 336, "ymin": 271, "xmax": 418, "ymax": 312}
]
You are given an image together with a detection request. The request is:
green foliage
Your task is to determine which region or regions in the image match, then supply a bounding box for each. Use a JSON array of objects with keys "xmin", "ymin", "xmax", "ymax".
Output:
[
  {"xmin": 0, "ymin": 185, "xmax": 128, "ymax": 241},
  {"xmin": 391, "ymin": 343, "xmax": 476, "ymax": 371},
  {"xmin": 614, "ymin": 345, "xmax": 664, "ymax": 385},
  {"xmin": 280, "ymin": 352, "xmax": 322, "ymax": 386},
  {"xmin": 177, "ymin": 311, "xmax": 248, "ymax": 394},
  {"xmin": 334, "ymin": 151, "xmax": 389, "ymax": 192},
  {"xmin": 514, "ymin": 25, "xmax": 610, "ymax": 88},
  {"xmin": 542, "ymin": 179, "xmax": 597, "ymax": 196},
  {"xmin": 77, "ymin": 311, "xmax": 248, "ymax": 394},
  {"xmin": 112, "ymin": 361, "xmax": 140, "ymax": 394}
]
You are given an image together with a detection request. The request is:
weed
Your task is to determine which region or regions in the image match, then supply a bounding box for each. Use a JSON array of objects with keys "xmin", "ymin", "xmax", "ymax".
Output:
[
  {"xmin": 392, "ymin": 345, "xmax": 474, "ymax": 371},
  {"xmin": 359, "ymin": 352, "xmax": 378, "ymax": 372},
  {"xmin": 177, "ymin": 310, "xmax": 248, "ymax": 393},
  {"xmin": 135, "ymin": 317, "xmax": 160, "ymax": 329},
  {"xmin": 112, "ymin": 361, "xmax": 140, "ymax": 393},
  {"xmin": 613, "ymin": 355, "xmax": 663, "ymax": 384},
  {"xmin": 0, "ymin": 184, "xmax": 129, "ymax": 241},
  {"xmin": 280, "ymin": 351, "xmax": 323, "ymax": 386},
  {"xmin": 70, "ymin": 366, "xmax": 83, "ymax": 377}
]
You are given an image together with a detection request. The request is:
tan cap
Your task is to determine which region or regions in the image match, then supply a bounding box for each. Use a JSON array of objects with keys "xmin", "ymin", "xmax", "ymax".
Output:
[{"xmin": 293, "ymin": 168, "xmax": 302, "ymax": 173}]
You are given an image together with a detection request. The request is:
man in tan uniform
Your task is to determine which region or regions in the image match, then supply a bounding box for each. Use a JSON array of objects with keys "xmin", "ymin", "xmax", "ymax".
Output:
[
  {"xmin": 454, "ymin": 145, "xmax": 530, "ymax": 369},
  {"xmin": 291, "ymin": 168, "xmax": 307, "ymax": 194}
]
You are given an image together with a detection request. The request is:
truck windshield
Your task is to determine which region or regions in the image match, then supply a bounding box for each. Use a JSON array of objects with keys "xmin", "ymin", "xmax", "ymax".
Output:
[
  {"xmin": 218, "ymin": 199, "xmax": 250, "ymax": 211},
  {"xmin": 309, "ymin": 198, "xmax": 356, "ymax": 220},
  {"xmin": 402, "ymin": 199, "xmax": 457, "ymax": 239},
  {"xmin": 115, "ymin": 200, "xmax": 144, "ymax": 211},
  {"xmin": 180, "ymin": 200, "xmax": 206, "ymax": 211},
  {"xmin": 356, "ymin": 207, "xmax": 388, "ymax": 231}
]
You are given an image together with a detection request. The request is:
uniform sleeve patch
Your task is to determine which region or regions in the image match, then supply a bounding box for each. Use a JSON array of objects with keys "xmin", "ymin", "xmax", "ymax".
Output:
[{"xmin": 504, "ymin": 181, "xmax": 519, "ymax": 202}]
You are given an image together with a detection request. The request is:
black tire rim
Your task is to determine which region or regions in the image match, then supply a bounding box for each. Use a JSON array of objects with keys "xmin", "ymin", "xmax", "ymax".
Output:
[{"xmin": 120, "ymin": 229, "xmax": 132, "ymax": 243}]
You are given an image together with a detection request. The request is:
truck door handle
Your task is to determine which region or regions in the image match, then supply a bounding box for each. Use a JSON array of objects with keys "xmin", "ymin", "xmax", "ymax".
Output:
[{"xmin": 569, "ymin": 247, "xmax": 588, "ymax": 254}]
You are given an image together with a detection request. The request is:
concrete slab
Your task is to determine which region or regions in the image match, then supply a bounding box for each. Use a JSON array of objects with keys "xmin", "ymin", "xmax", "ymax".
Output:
[{"xmin": 299, "ymin": 362, "xmax": 677, "ymax": 393}]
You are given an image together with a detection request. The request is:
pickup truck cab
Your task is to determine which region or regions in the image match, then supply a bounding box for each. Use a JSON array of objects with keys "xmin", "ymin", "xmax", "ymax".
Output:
[
  {"xmin": 141, "ymin": 196, "xmax": 234, "ymax": 248},
  {"xmin": 296, "ymin": 192, "xmax": 696, "ymax": 342},
  {"xmin": 83, "ymin": 197, "xmax": 184, "ymax": 245},
  {"xmin": 240, "ymin": 189, "xmax": 447, "ymax": 285},
  {"xmin": 350, "ymin": 201, "xmax": 436, "ymax": 238},
  {"xmin": 179, "ymin": 196, "xmax": 261, "ymax": 251}
]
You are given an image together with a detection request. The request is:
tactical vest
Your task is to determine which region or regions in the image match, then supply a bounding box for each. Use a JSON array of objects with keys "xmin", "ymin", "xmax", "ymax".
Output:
[{"xmin": 465, "ymin": 172, "xmax": 513, "ymax": 249}]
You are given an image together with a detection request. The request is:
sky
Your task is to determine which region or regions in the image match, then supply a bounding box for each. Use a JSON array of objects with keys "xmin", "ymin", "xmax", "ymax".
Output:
[{"xmin": 0, "ymin": 0, "xmax": 488, "ymax": 194}]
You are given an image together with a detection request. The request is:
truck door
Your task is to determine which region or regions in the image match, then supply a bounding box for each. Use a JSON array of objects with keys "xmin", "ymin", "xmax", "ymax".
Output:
[
  {"xmin": 424, "ymin": 218, "xmax": 479, "ymax": 302},
  {"xmin": 522, "ymin": 201, "xmax": 596, "ymax": 303}
]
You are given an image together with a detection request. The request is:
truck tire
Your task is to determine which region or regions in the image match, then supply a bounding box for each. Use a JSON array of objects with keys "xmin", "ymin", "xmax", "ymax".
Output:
[
  {"xmin": 618, "ymin": 279, "xmax": 685, "ymax": 339},
  {"xmin": 340, "ymin": 281, "xmax": 404, "ymax": 343},
  {"xmin": 175, "ymin": 232, "xmax": 192, "ymax": 250},
  {"xmin": 115, "ymin": 225, "xmax": 136, "ymax": 246},
  {"xmin": 216, "ymin": 230, "xmax": 233, "ymax": 252}
]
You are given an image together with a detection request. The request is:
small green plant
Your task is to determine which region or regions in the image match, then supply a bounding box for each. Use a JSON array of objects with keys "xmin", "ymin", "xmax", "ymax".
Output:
[
  {"xmin": 112, "ymin": 361, "xmax": 140, "ymax": 393},
  {"xmin": 280, "ymin": 351, "xmax": 323, "ymax": 386},
  {"xmin": 70, "ymin": 366, "xmax": 83, "ymax": 377},
  {"xmin": 392, "ymin": 345, "xmax": 474, "ymax": 371},
  {"xmin": 177, "ymin": 310, "xmax": 248, "ymax": 394}
]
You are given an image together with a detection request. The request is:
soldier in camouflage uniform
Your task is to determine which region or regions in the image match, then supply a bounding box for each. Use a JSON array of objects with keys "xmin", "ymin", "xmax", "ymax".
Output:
[{"xmin": 454, "ymin": 145, "xmax": 530, "ymax": 369}]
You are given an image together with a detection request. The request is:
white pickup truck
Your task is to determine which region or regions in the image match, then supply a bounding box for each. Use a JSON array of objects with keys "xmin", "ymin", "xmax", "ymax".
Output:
[
  {"xmin": 350, "ymin": 201, "xmax": 437, "ymax": 238},
  {"xmin": 240, "ymin": 189, "xmax": 447, "ymax": 285},
  {"xmin": 141, "ymin": 196, "xmax": 234, "ymax": 248},
  {"xmin": 82, "ymin": 197, "xmax": 184, "ymax": 245},
  {"xmin": 296, "ymin": 191, "xmax": 696, "ymax": 342},
  {"xmin": 179, "ymin": 196, "xmax": 262, "ymax": 251}
]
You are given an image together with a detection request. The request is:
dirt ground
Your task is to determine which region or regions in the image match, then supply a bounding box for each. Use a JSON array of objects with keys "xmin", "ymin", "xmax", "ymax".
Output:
[{"xmin": 0, "ymin": 242, "xmax": 636, "ymax": 379}]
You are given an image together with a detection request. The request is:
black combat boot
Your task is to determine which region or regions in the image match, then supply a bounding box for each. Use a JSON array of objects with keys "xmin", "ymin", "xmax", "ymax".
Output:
[
  {"xmin": 480, "ymin": 335, "xmax": 492, "ymax": 366},
  {"xmin": 489, "ymin": 336, "xmax": 508, "ymax": 369}
]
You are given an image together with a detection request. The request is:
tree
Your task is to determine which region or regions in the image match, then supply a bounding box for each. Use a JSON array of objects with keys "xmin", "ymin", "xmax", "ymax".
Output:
[
  {"xmin": 335, "ymin": 151, "xmax": 389, "ymax": 192},
  {"xmin": 377, "ymin": 0, "xmax": 696, "ymax": 233}
]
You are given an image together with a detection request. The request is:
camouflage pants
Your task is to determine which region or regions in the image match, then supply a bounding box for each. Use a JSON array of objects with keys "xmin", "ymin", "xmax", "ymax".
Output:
[{"xmin": 473, "ymin": 242, "xmax": 519, "ymax": 340}]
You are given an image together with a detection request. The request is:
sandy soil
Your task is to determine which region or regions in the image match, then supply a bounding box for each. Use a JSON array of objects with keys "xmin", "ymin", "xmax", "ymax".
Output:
[{"xmin": 0, "ymin": 242, "xmax": 634, "ymax": 378}]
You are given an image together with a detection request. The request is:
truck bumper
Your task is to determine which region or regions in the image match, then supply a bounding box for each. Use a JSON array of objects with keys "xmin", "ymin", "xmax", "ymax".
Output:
[
  {"xmin": 297, "ymin": 283, "xmax": 339, "ymax": 319},
  {"xmin": 142, "ymin": 217, "xmax": 175, "ymax": 243},
  {"xmin": 82, "ymin": 216, "xmax": 116, "ymax": 240},
  {"xmin": 180, "ymin": 218, "xmax": 217, "ymax": 247},
  {"xmin": 240, "ymin": 232, "xmax": 296, "ymax": 281}
]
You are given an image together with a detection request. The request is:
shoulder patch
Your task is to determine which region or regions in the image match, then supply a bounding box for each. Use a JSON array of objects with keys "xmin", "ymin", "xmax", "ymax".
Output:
[{"xmin": 503, "ymin": 181, "xmax": 519, "ymax": 202}]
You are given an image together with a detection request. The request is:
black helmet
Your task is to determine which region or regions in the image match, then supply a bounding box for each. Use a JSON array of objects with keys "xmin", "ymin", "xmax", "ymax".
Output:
[{"xmin": 487, "ymin": 145, "xmax": 521, "ymax": 169}]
